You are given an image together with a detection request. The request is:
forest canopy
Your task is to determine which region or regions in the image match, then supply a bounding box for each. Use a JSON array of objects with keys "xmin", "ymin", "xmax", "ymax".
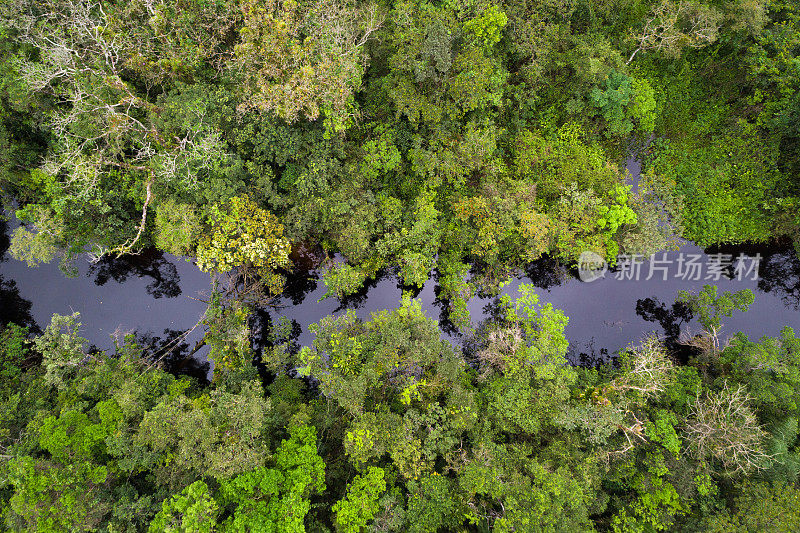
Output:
[
  {"xmin": 1, "ymin": 0, "xmax": 800, "ymax": 530},
  {"xmin": 0, "ymin": 0, "xmax": 797, "ymax": 302},
  {"xmin": 2, "ymin": 287, "xmax": 800, "ymax": 531}
]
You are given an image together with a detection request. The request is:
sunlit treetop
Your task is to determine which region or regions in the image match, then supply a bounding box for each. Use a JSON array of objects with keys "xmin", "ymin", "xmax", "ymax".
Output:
[{"xmin": 196, "ymin": 195, "xmax": 291, "ymax": 275}]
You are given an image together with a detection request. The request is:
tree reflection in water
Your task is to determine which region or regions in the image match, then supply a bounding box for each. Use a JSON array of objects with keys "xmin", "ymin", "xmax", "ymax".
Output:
[
  {"xmin": 756, "ymin": 247, "xmax": 800, "ymax": 309},
  {"xmin": 0, "ymin": 218, "xmax": 38, "ymax": 332},
  {"xmin": 524, "ymin": 254, "xmax": 572, "ymax": 291},
  {"xmin": 249, "ymin": 308, "xmax": 302, "ymax": 385},
  {"xmin": 89, "ymin": 249, "xmax": 182, "ymax": 299},
  {"xmin": 135, "ymin": 329, "xmax": 211, "ymax": 384},
  {"xmin": 635, "ymin": 297, "xmax": 693, "ymax": 343},
  {"xmin": 704, "ymin": 241, "xmax": 800, "ymax": 309}
]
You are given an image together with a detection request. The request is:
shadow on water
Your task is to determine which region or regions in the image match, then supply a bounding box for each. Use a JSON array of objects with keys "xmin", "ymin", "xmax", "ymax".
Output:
[
  {"xmin": 459, "ymin": 296, "xmax": 509, "ymax": 367},
  {"xmin": 524, "ymin": 255, "xmax": 573, "ymax": 291},
  {"xmin": 758, "ymin": 250, "xmax": 800, "ymax": 309},
  {"xmin": 634, "ymin": 297, "xmax": 700, "ymax": 363},
  {"xmin": 0, "ymin": 217, "xmax": 9, "ymax": 260},
  {"xmin": 280, "ymin": 270, "xmax": 320, "ymax": 306},
  {"xmin": 635, "ymin": 297, "xmax": 693, "ymax": 343},
  {"xmin": 431, "ymin": 275, "xmax": 463, "ymax": 339},
  {"xmin": 249, "ymin": 308, "xmax": 303, "ymax": 385},
  {"xmin": 333, "ymin": 268, "xmax": 391, "ymax": 312},
  {"xmin": 134, "ymin": 329, "xmax": 211, "ymax": 385},
  {"xmin": 569, "ymin": 342, "xmax": 612, "ymax": 368},
  {"xmin": 398, "ymin": 274, "xmax": 427, "ymax": 299},
  {"xmin": 705, "ymin": 241, "xmax": 800, "ymax": 310},
  {"xmin": 269, "ymin": 240, "xmax": 800, "ymax": 369},
  {"xmin": 0, "ymin": 277, "xmax": 39, "ymax": 333},
  {"xmin": 251, "ymin": 309, "xmax": 302, "ymax": 356},
  {"xmin": 0, "ymin": 217, "xmax": 39, "ymax": 332},
  {"xmin": 89, "ymin": 249, "xmax": 182, "ymax": 299},
  {"xmin": 4, "ymin": 201, "xmax": 800, "ymax": 375},
  {"xmin": 1, "ymin": 213, "xmax": 213, "ymax": 379},
  {"xmin": 461, "ymin": 295, "xmax": 614, "ymax": 368},
  {"xmin": 279, "ymin": 242, "xmax": 326, "ymax": 306}
]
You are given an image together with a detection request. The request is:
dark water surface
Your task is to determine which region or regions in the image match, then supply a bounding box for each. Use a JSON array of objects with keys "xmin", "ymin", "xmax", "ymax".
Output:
[
  {"xmin": 268, "ymin": 242, "xmax": 800, "ymax": 365},
  {"xmin": 3, "ymin": 216, "xmax": 799, "ymax": 370},
  {"xmin": 0, "ymin": 216, "xmax": 213, "ymax": 377},
  {"xmin": 2, "ymin": 156, "xmax": 799, "ymax": 370}
]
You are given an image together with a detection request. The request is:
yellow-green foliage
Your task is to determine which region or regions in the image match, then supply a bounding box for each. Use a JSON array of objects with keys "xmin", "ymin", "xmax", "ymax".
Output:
[{"xmin": 196, "ymin": 195, "xmax": 291, "ymax": 293}]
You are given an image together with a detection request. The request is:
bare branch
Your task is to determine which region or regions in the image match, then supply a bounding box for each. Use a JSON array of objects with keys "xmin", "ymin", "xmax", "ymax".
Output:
[
  {"xmin": 628, "ymin": 0, "xmax": 722, "ymax": 64},
  {"xmin": 613, "ymin": 335, "xmax": 674, "ymax": 397},
  {"xmin": 685, "ymin": 382, "xmax": 771, "ymax": 476}
]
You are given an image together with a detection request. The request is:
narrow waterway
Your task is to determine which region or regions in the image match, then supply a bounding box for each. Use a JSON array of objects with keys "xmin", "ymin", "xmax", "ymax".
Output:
[
  {"xmin": 2, "ymin": 156, "xmax": 799, "ymax": 372},
  {"xmin": 265, "ymin": 240, "xmax": 800, "ymax": 366}
]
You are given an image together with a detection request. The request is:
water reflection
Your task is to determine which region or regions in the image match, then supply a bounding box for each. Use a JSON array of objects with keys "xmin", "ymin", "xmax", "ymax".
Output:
[
  {"xmin": 279, "ymin": 270, "xmax": 320, "ymax": 306},
  {"xmin": 755, "ymin": 248, "xmax": 800, "ymax": 309},
  {"xmin": 570, "ymin": 342, "xmax": 612, "ymax": 368},
  {"xmin": 249, "ymin": 308, "xmax": 303, "ymax": 384},
  {"xmin": 0, "ymin": 278, "xmax": 39, "ymax": 332},
  {"xmin": 0, "ymin": 218, "xmax": 9, "ymax": 261},
  {"xmin": 0, "ymin": 218, "xmax": 38, "ymax": 332},
  {"xmin": 288, "ymin": 241, "xmax": 324, "ymax": 271},
  {"xmin": 135, "ymin": 329, "xmax": 211, "ymax": 384},
  {"xmin": 3, "ymin": 202, "xmax": 800, "ymax": 376},
  {"xmin": 333, "ymin": 268, "xmax": 391, "ymax": 312},
  {"xmin": 706, "ymin": 241, "xmax": 800, "ymax": 309},
  {"xmin": 250, "ymin": 309, "xmax": 301, "ymax": 356},
  {"xmin": 460, "ymin": 297, "xmax": 507, "ymax": 367},
  {"xmin": 523, "ymin": 255, "xmax": 572, "ymax": 291},
  {"xmin": 431, "ymin": 277, "xmax": 462, "ymax": 339},
  {"xmin": 635, "ymin": 297, "xmax": 693, "ymax": 343},
  {"xmin": 89, "ymin": 249, "xmax": 182, "ymax": 299},
  {"xmin": 0, "ymin": 213, "xmax": 212, "ymax": 362}
]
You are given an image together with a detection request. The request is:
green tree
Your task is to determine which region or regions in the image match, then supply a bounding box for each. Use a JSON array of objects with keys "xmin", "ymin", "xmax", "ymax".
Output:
[
  {"xmin": 218, "ymin": 425, "xmax": 326, "ymax": 532},
  {"xmin": 677, "ymin": 285, "xmax": 754, "ymax": 331},
  {"xmin": 196, "ymin": 195, "xmax": 291, "ymax": 295},
  {"xmin": 153, "ymin": 200, "xmax": 203, "ymax": 257},
  {"xmin": 4, "ymin": 456, "xmax": 111, "ymax": 532},
  {"xmin": 32, "ymin": 313, "xmax": 88, "ymax": 390},
  {"xmin": 234, "ymin": 0, "xmax": 382, "ymax": 134},
  {"xmin": 149, "ymin": 481, "xmax": 219, "ymax": 533},
  {"xmin": 703, "ymin": 482, "xmax": 800, "ymax": 532},
  {"xmin": 332, "ymin": 466, "xmax": 387, "ymax": 533}
]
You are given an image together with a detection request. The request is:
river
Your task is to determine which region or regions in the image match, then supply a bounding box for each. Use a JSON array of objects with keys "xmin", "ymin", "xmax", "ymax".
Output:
[{"xmin": 2, "ymin": 159, "xmax": 799, "ymax": 376}]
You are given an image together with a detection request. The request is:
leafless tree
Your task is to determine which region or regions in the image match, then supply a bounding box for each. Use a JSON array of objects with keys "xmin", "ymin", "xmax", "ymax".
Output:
[
  {"xmin": 613, "ymin": 335, "xmax": 675, "ymax": 397},
  {"xmin": 685, "ymin": 382, "xmax": 771, "ymax": 476},
  {"xmin": 608, "ymin": 409, "xmax": 649, "ymax": 459},
  {"xmin": 627, "ymin": 0, "xmax": 722, "ymax": 64},
  {"xmin": 476, "ymin": 325, "xmax": 525, "ymax": 379},
  {"xmin": 580, "ymin": 336, "xmax": 675, "ymax": 461}
]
